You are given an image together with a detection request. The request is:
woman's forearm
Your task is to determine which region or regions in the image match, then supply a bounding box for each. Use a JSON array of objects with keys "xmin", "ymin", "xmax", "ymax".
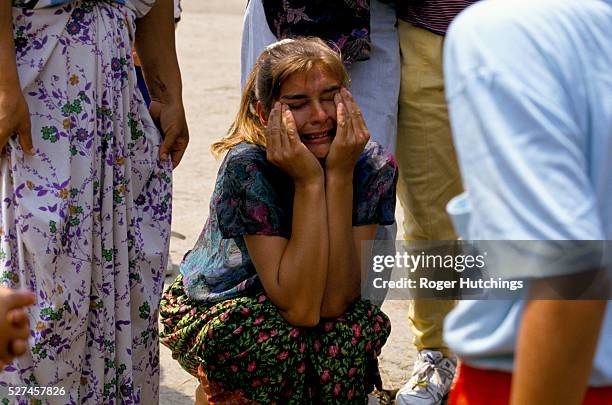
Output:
[
  {"xmin": 134, "ymin": 0, "xmax": 181, "ymax": 103},
  {"xmin": 276, "ymin": 179, "xmax": 329, "ymax": 325},
  {"xmin": 320, "ymin": 170, "xmax": 360, "ymax": 317},
  {"xmin": 0, "ymin": 2, "xmax": 19, "ymax": 89}
]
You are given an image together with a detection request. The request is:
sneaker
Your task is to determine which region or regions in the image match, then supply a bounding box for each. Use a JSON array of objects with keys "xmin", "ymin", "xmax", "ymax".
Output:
[{"xmin": 395, "ymin": 350, "xmax": 456, "ymax": 405}]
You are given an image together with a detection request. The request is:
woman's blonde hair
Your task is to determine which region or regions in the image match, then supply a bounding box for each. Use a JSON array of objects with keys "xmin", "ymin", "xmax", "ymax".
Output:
[{"xmin": 211, "ymin": 37, "xmax": 350, "ymax": 157}]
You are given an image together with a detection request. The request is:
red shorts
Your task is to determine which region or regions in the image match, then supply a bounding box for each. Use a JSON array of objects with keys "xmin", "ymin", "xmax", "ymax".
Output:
[{"xmin": 450, "ymin": 363, "xmax": 612, "ymax": 405}]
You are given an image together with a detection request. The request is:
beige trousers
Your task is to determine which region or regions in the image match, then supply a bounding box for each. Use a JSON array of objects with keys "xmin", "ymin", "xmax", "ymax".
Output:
[{"xmin": 397, "ymin": 21, "xmax": 464, "ymax": 356}]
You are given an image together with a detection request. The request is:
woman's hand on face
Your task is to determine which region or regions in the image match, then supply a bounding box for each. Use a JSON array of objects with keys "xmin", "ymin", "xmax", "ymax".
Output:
[
  {"xmin": 0, "ymin": 84, "xmax": 35, "ymax": 156},
  {"xmin": 151, "ymin": 100, "xmax": 189, "ymax": 169},
  {"xmin": 326, "ymin": 88, "xmax": 369, "ymax": 174},
  {"xmin": 265, "ymin": 102, "xmax": 323, "ymax": 185}
]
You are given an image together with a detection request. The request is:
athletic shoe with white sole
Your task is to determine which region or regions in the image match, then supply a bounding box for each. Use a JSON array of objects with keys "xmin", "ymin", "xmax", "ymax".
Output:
[{"xmin": 395, "ymin": 350, "xmax": 456, "ymax": 405}]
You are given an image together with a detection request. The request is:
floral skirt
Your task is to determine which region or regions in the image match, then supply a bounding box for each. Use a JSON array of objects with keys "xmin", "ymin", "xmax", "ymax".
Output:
[{"xmin": 159, "ymin": 276, "xmax": 391, "ymax": 404}]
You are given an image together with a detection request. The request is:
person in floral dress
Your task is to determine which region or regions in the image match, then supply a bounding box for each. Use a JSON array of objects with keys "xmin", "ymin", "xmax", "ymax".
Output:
[
  {"xmin": 0, "ymin": 0, "xmax": 188, "ymax": 403},
  {"xmin": 160, "ymin": 38, "xmax": 396, "ymax": 404}
]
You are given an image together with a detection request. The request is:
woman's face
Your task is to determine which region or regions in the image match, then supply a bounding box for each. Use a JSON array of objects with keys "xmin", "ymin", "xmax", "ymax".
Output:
[{"xmin": 277, "ymin": 65, "xmax": 341, "ymax": 159}]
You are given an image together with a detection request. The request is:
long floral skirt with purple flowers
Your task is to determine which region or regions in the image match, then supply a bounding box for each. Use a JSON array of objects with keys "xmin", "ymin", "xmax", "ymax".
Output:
[
  {"xmin": 160, "ymin": 276, "xmax": 391, "ymax": 404},
  {"xmin": 0, "ymin": 2, "xmax": 171, "ymax": 404}
]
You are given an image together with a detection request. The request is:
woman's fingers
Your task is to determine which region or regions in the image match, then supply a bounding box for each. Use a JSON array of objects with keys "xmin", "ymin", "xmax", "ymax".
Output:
[
  {"xmin": 283, "ymin": 106, "xmax": 299, "ymax": 146},
  {"xmin": 278, "ymin": 104, "xmax": 289, "ymax": 150},
  {"xmin": 160, "ymin": 127, "xmax": 189, "ymax": 169},
  {"xmin": 334, "ymin": 93, "xmax": 348, "ymax": 141},
  {"xmin": 340, "ymin": 89, "xmax": 357, "ymax": 142},
  {"xmin": 17, "ymin": 111, "xmax": 35, "ymax": 156},
  {"xmin": 267, "ymin": 103, "xmax": 303, "ymax": 166},
  {"xmin": 152, "ymin": 101, "xmax": 190, "ymax": 168},
  {"xmin": 266, "ymin": 102, "xmax": 281, "ymax": 152},
  {"xmin": 341, "ymin": 88, "xmax": 369, "ymax": 144}
]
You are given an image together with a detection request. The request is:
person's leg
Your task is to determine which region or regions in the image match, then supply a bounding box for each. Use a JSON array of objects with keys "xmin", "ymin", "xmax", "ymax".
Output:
[
  {"xmin": 347, "ymin": 0, "xmax": 400, "ymax": 303},
  {"xmin": 395, "ymin": 20, "xmax": 463, "ymax": 404},
  {"xmin": 346, "ymin": 0, "xmax": 400, "ymax": 155},
  {"xmin": 396, "ymin": 21, "xmax": 462, "ymax": 245},
  {"xmin": 240, "ymin": 0, "xmax": 277, "ymax": 89},
  {"xmin": 309, "ymin": 299, "xmax": 391, "ymax": 403},
  {"xmin": 159, "ymin": 276, "xmax": 309, "ymax": 404}
]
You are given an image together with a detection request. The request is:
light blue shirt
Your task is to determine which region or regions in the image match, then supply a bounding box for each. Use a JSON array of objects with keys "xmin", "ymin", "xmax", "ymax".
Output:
[{"xmin": 443, "ymin": 0, "xmax": 612, "ymax": 386}]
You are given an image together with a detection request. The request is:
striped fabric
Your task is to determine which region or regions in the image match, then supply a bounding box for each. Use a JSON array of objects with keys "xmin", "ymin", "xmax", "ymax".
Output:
[{"xmin": 396, "ymin": 0, "xmax": 478, "ymax": 36}]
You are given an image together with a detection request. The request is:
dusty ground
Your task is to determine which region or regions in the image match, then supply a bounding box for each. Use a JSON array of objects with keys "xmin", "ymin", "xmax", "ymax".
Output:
[{"xmin": 159, "ymin": 2, "xmax": 416, "ymax": 403}]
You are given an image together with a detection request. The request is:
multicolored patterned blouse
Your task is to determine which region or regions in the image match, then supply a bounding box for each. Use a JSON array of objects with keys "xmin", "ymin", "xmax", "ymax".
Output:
[
  {"xmin": 261, "ymin": 0, "xmax": 371, "ymax": 64},
  {"xmin": 181, "ymin": 141, "xmax": 398, "ymax": 302}
]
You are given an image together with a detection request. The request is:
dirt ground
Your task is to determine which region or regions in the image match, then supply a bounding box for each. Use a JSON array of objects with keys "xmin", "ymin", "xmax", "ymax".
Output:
[{"xmin": 159, "ymin": 2, "xmax": 416, "ymax": 403}]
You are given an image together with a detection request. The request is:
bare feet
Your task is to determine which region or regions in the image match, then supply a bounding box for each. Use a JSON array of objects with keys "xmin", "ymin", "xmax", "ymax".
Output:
[{"xmin": 194, "ymin": 383, "xmax": 208, "ymax": 405}]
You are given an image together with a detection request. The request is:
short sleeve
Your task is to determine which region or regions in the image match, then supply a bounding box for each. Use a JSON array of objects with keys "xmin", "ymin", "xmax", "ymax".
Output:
[
  {"xmin": 353, "ymin": 143, "xmax": 398, "ymax": 226},
  {"xmin": 444, "ymin": 6, "xmax": 604, "ymax": 242},
  {"xmin": 215, "ymin": 146, "xmax": 292, "ymax": 239},
  {"xmin": 444, "ymin": 2, "xmax": 607, "ymax": 279}
]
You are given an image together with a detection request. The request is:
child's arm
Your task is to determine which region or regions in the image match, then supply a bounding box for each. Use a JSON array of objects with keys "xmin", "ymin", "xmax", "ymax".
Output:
[
  {"xmin": 245, "ymin": 103, "xmax": 329, "ymax": 327},
  {"xmin": 0, "ymin": 287, "xmax": 35, "ymax": 369},
  {"xmin": 511, "ymin": 298, "xmax": 607, "ymax": 405},
  {"xmin": 320, "ymin": 89, "xmax": 372, "ymax": 317}
]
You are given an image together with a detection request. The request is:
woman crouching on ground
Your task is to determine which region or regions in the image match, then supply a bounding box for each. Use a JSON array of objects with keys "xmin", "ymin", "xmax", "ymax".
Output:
[{"xmin": 160, "ymin": 37, "xmax": 397, "ymax": 404}]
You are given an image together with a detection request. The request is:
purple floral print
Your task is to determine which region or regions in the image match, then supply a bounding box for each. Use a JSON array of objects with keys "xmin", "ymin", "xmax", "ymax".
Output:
[
  {"xmin": 0, "ymin": 1, "xmax": 171, "ymax": 404},
  {"xmin": 262, "ymin": 0, "xmax": 372, "ymax": 64}
]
